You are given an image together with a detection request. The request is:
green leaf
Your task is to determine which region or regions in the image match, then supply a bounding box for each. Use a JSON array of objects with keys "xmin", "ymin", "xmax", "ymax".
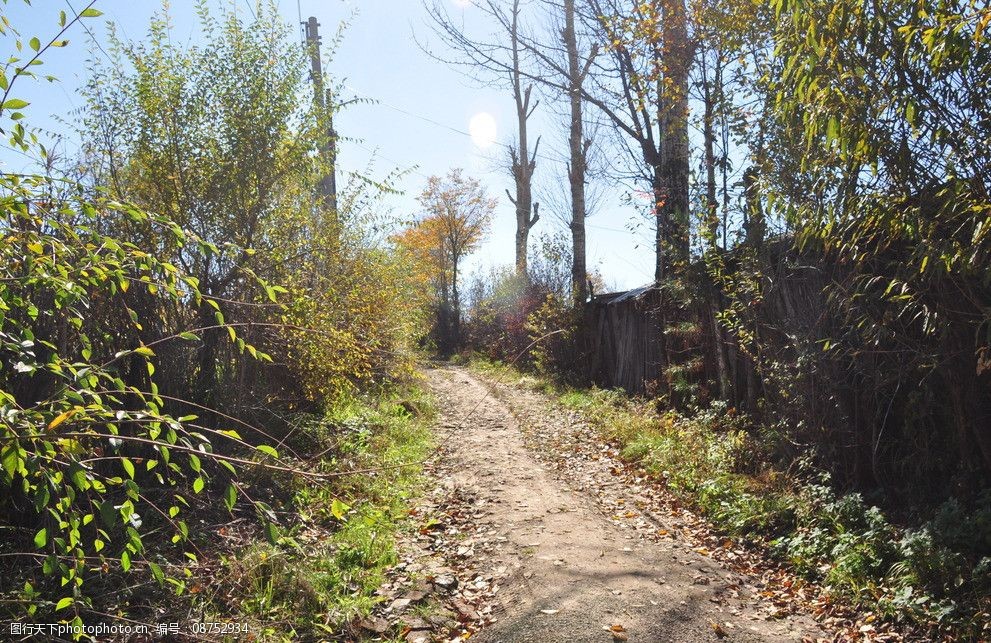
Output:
[
  {"xmin": 223, "ymin": 484, "xmax": 237, "ymax": 511},
  {"xmin": 192, "ymin": 476, "xmax": 204, "ymax": 494},
  {"xmin": 121, "ymin": 457, "xmax": 135, "ymax": 480},
  {"xmin": 33, "ymin": 485, "xmax": 50, "ymax": 513},
  {"xmin": 2, "ymin": 98, "xmax": 29, "ymax": 110},
  {"xmin": 29, "ymin": 37, "xmax": 40, "ymax": 51},
  {"xmin": 68, "ymin": 463, "xmax": 90, "ymax": 491},
  {"xmin": 99, "ymin": 501, "xmax": 118, "ymax": 528},
  {"xmin": 34, "ymin": 528, "xmax": 48, "ymax": 548},
  {"xmin": 148, "ymin": 561, "xmax": 165, "ymax": 584},
  {"xmin": 80, "ymin": 8, "xmax": 104, "ymax": 18},
  {"xmin": 55, "ymin": 597, "xmax": 73, "ymax": 611},
  {"xmin": 120, "ymin": 549, "xmax": 131, "ymax": 572},
  {"xmin": 256, "ymin": 445, "xmax": 278, "ymax": 458},
  {"xmin": 826, "ymin": 116, "xmax": 839, "ymax": 143},
  {"xmin": 263, "ymin": 520, "xmax": 279, "ymax": 545},
  {"xmin": 178, "ymin": 331, "xmax": 199, "ymax": 341},
  {"xmin": 331, "ymin": 499, "xmax": 350, "ymax": 521},
  {"xmin": 1, "ymin": 444, "xmax": 19, "ymax": 479}
]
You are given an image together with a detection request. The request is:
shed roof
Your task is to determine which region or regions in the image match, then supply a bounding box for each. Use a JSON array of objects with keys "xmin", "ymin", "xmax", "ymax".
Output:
[{"xmin": 591, "ymin": 283, "xmax": 657, "ymax": 305}]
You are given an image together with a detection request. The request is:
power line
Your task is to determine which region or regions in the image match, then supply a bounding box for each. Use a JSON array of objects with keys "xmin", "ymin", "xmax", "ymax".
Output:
[
  {"xmin": 65, "ymin": 0, "xmax": 114, "ymax": 66},
  {"xmin": 349, "ymin": 140, "xmax": 431, "ymax": 180},
  {"xmin": 586, "ymin": 221, "xmax": 632, "ymax": 234},
  {"xmin": 341, "ymin": 81, "xmax": 563, "ymax": 166},
  {"xmin": 242, "ymin": 0, "xmax": 258, "ymax": 20},
  {"xmin": 0, "ymin": 142, "xmax": 41, "ymax": 163}
]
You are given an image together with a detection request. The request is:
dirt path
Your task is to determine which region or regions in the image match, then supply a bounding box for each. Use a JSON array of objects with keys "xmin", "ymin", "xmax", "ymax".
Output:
[{"xmin": 409, "ymin": 366, "xmax": 827, "ymax": 643}]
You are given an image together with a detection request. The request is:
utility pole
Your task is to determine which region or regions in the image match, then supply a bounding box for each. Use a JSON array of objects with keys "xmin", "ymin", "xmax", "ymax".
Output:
[{"xmin": 304, "ymin": 16, "xmax": 337, "ymax": 215}]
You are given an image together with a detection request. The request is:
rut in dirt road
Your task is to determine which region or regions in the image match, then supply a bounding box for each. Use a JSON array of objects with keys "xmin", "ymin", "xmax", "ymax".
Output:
[{"xmin": 424, "ymin": 366, "xmax": 825, "ymax": 643}]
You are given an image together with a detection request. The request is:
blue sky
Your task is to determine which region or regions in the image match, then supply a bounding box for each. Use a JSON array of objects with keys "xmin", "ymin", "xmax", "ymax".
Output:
[{"xmin": 0, "ymin": 0, "xmax": 657, "ymax": 291}]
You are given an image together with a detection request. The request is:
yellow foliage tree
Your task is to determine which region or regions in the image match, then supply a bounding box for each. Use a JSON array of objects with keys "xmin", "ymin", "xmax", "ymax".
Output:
[{"xmin": 393, "ymin": 170, "xmax": 494, "ymax": 354}]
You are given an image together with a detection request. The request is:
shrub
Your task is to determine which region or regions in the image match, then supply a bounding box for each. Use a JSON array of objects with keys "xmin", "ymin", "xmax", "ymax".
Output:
[{"xmin": 526, "ymin": 293, "xmax": 586, "ymax": 383}]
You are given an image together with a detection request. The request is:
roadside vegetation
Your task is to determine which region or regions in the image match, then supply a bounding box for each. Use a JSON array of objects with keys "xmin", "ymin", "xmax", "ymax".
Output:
[
  {"xmin": 0, "ymin": 3, "xmax": 435, "ymax": 639},
  {"xmin": 186, "ymin": 385, "xmax": 436, "ymax": 640}
]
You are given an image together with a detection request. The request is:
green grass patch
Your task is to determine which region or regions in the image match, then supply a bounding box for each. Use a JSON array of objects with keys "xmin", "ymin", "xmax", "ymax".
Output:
[{"xmin": 193, "ymin": 381, "xmax": 436, "ymax": 641}]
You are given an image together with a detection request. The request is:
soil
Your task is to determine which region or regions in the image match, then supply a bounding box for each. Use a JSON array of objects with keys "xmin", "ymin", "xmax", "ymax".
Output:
[{"xmin": 391, "ymin": 366, "xmax": 831, "ymax": 643}]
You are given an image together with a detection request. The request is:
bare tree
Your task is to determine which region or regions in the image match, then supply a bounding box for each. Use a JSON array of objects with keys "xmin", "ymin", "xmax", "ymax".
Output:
[
  {"xmin": 517, "ymin": 0, "xmax": 600, "ymax": 303},
  {"xmin": 506, "ymin": 2, "xmax": 541, "ymax": 275},
  {"xmin": 577, "ymin": 0, "xmax": 690, "ymax": 282},
  {"xmin": 423, "ymin": 0, "xmax": 541, "ymax": 275},
  {"xmin": 512, "ymin": 0, "xmax": 691, "ymax": 284},
  {"xmin": 562, "ymin": 0, "xmax": 596, "ymax": 303},
  {"xmin": 424, "ymin": 0, "xmax": 693, "ymax": 301}
]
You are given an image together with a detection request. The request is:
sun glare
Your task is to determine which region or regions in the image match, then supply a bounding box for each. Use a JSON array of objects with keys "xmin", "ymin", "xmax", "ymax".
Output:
[{"xmin": 468, "ymin": 112, "xmax": 497, "ymax": 149}]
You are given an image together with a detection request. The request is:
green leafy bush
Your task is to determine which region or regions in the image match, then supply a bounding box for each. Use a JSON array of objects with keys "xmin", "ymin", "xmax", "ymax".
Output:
[
  {"xmin": 0, "ymin": 170, "xmax": 279, "ymax": 624},
  {"xmin": 1, "ymin": 2, "xmax": 432, "ymax": 634}
]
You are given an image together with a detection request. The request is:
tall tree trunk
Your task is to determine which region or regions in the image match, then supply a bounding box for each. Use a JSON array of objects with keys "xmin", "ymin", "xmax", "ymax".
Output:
[
  {"xmin": 716, "ymin": 59, "xmax": 729, "ymax": 249},
  {"xmin": 709, "ymin": 288, "xmax": 733, "ymax": 402},
  {"xmin": 452, "ymin": 259, "xmax": 461, "ymax": 351},
  {"xmin": 564, "ymin": 0, "xmax": 588, "ymax": 304},
  {"xmin": 650, "ymin": 156, "xmax": 669, "ymax": 377},
  {"xmin": 651, "ymin": 158, "xmax": 666, "ymax": 282},
  {"xmin": 650, "ymin": 0, "xmax": 691, "ymax": 392},
  {"xmin": 509, "ymin": 0, "xmax": 539, "ymax": 276},
  {"xmin": 700, "ymin": 49, "xmax": 732, "ymax": 401},
  {"xmin": 660, "ymin": 0, "xmax": 691, "ymax": 271},
  {"xmin": 701, "ymin": 50, "xmax": 719, "ymax": 247}
]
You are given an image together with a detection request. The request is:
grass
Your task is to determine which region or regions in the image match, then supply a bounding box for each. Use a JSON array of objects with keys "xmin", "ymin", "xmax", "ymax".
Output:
[
  {"xmin": 469, "ymin": 357, "xmax": 991, "ymax": 639},
  {"xmin": 189, "ymin": 380, "xmax": 437, "ymax": 641}
]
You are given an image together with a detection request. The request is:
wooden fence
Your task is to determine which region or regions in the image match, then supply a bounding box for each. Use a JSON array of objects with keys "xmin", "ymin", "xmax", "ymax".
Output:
[
  {"xmin": 582, "ymin": 238, "xmax": 991, "ymax": 492},
  {"xmin": 585, "ymin": 285, "xmax": 662, "ymax": 394}
]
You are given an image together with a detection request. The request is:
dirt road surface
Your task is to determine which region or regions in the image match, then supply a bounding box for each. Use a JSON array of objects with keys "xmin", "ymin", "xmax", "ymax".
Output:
[{"xmin": 415, "ymin": 366, "xmax": 826, "ymax": 643}]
